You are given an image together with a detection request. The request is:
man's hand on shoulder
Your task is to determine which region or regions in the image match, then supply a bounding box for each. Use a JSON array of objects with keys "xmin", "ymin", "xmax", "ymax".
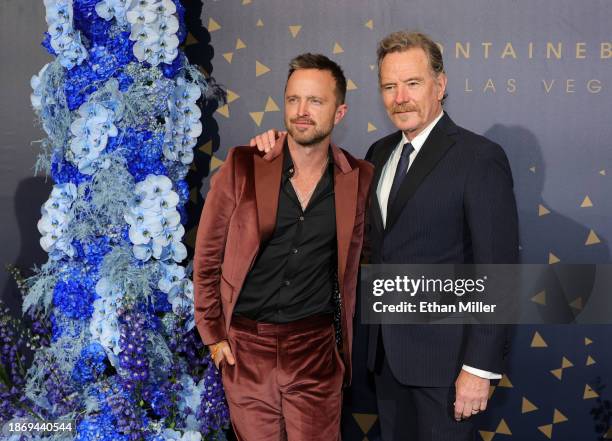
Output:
[
  {"xmin": 453, "ymin": 369, "xmax": 490, "ymax": 421},
  {"xmin": 248, "ymin": 129, "xmax": 286, "ymax": 160}
]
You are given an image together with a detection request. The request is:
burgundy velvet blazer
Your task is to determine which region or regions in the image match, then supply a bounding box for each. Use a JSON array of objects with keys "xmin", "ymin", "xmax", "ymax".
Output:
[{"xmin": 193, "ymin": 134, "xmax": 373, "ymax": 384}]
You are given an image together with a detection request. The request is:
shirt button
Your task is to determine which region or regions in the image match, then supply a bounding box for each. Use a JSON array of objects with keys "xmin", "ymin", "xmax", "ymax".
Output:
[
  {"xmin": 292, "ymin": 248, "xmax": 298, "ymax": 254},
  {"xmin": 284, "ymin": 280, "xmax": 291, "ymax": 286},
  {"xmin": 299, "ymin": 215, "xmax": 305, "ymax": 221}
]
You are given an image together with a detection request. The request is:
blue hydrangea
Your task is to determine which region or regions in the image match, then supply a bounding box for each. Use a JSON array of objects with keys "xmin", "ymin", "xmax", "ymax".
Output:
[
  {"xmin": 72, "ymin": 342, "xmax": 108, "ymax": 384},
  {"xmin": 53, "ymin": 271, "xmax": 96, "ymax": 320}
]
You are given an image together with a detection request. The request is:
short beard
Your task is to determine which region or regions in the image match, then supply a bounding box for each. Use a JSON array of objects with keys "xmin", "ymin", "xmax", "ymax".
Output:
[{"xmin": 285, "ymin": 118, "xmax": 333, "ymax": 147}]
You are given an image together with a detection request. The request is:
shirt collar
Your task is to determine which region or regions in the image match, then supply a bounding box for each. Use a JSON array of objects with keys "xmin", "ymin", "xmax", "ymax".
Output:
[
  {"xmin": 282, "ymin": 140, "xmax": 335, "ymax": 178},
  {"xmin": 400, "ymin": 110, "xmax": 444, "ymax": 154}
]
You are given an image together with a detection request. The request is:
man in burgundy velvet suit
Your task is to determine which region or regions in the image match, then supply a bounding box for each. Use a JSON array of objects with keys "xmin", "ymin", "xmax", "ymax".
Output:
[{"xmin": 193, "ymin": 54, "xmax": 373, "ymax": 440}]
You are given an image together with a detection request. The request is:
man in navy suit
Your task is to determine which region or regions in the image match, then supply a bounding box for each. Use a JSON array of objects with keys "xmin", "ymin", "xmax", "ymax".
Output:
[
  {"xmin": 364, "ymin": 31, "xmax": 518, "ymax": 441},
  {"xmin": 250, "ymin": 30, "xmax": 518, "ymax": 441}
]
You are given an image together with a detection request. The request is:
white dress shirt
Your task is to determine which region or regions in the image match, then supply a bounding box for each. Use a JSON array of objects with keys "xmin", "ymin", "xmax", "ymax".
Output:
[{"xmin": 375, "ymin": 111, "xmax": 501, "ymax": 381}]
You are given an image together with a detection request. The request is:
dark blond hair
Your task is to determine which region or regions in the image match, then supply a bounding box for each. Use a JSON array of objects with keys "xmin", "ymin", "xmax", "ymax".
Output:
[{"xmin": 287, "ymin": 53, "xmax": 347, "ymax": 105}]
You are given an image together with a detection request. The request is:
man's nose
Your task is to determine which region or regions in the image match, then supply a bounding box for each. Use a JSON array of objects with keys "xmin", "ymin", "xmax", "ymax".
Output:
[
  {"xmin": 297, "ymin": 101, "xmax": 310, "ymax": 116},
  {"xmin": 394, "ymin": 84, "xmax": 408, "ymax": 104}
]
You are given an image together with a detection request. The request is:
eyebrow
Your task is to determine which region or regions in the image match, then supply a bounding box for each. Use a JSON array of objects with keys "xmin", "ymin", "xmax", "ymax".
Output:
[
  {"xmin": 286, "ymin": 95, "xmax": 327, "ymax": 101},
  {"xmin": 381, "ymin": 76, "xmax": 424, "ymax": 86}
]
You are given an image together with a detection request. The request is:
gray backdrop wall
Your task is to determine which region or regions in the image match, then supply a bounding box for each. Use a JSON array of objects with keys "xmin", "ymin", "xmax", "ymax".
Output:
[{"xmin": 202, "ymin": 0, "xmax": 612, "ymax": 439}]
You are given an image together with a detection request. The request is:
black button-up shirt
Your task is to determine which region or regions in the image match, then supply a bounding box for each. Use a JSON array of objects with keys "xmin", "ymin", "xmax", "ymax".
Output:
[{"xmin": 233, "ymin": 144, "xmax": 337, "ymax": 323}]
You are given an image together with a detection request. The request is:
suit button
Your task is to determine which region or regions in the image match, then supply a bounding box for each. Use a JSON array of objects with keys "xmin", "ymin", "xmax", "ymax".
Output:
[
  {"xmin": 292, "ymin": 248, "xmax": 298, "ymax": 254},
  {"xmin": 284, "ymin": 280, "xmax": 291, "ymax": 286},
  {"xmin": 299, "ymin": 216, "xmax": 305, "ymax": 221}
]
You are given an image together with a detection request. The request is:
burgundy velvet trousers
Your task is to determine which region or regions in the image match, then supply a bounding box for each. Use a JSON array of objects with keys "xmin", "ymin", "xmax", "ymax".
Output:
[{"xmin": 221, "ymin": 314, "xmax": 344, "ymax": 441}]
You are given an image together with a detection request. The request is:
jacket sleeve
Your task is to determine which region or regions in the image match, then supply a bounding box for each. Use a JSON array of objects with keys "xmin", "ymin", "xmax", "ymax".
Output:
[
  {"xmin": 193, "ymin": 148, "xmax": 238, "ymax": 346},
  {"xmin": 462, "ymin": 143, "xmax": 518, "ymax": 373}
]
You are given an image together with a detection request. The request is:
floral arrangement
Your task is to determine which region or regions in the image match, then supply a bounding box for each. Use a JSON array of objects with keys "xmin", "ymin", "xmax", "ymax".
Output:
[{"xmin": 1, "ymin": 0, "xmax": 228, "ymax": 440}]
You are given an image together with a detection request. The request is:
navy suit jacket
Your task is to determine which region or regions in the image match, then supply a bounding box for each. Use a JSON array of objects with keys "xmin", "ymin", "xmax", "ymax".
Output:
[{"xmin": 365, "ymin": 113, "xmax": 519, "ymax": 387}]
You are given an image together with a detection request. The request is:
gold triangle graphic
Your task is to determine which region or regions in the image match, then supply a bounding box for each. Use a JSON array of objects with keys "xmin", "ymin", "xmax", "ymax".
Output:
[
  {"xmin": 553, "ymin": 409, "xmax": 568, "ymax": 423},
  {"xmin": 347, "ymin": 79, "xmax": 358, "ymax": 90},
  {"xmin": 569, "ymin": 297, "xmax": 583, "ymax": 310},
  {"xmin": 495, "ymin": 419, "xmax": 512, "ymax": 435},
  {"xmin": 605, "ymin": 427, "xmax": 612, "ymax": 438},
  {"xmin": 242, "ymin": 0, "xmax": 252, "ymax": 4},
  {"xmin": 352, "ymin": 413, "xmax": 378, "ymax": 434},
  {"xmin": 367, "ymin": 122, "xmax": 377, "ymax": 132},
  {"xmin": 600, "ymin": 169, "xmax": 606, "ymax": 176},
  {"xmin": 548, "ymin": 253, "xmax": 560, "ymax": 264},
  {"xmin": 531, "ymin": 290, "xmax": 546, "ymax": 306},
  {"xmin": 561, "ymin": 357, "xmax": 573, "ymax": 368},
  {"xmin": 198, "ymin": 140, "xmax": 213, "ymax": 155},
  {"xmin": 256, "ymin": 18, "xmax": 264, "ymax": 27},
  {"xmin": 550, "ymin": 368, "xmax": 563, "ymax": 380},
  {"xmin": 529, "ymin": 165, "xmax": 536, "ymax": 173},
  {"xmin": 585, "ymin": 337, "xmax": 593, "ymax": 346},
  {"xmin": 498, "ymin": 374, "xmax": 513, "ymax": 388},
  {"xmin": 184, "ymin": 226, "xmax": 198, "ymax": 248},
  {"xmin": 333, "ymin": 42, "xmax": 344, "ymax": 54},
  {"xmin": 184, "ymin": 32, "xmax": 197, "ymax": 45},
  {"xmin": 264, "ymin": 96, "xmax": 280, "ymax": 112},
  {"xmin": 488, "ymin": 385, "xmax": 496, "ymax": 399},
  {"xmin": 584, "ymin": 384, "xmax": 599, "ymax": 399},
  {"xmin": 364, "ymin": 19, "xmax": 374, "ymax": 30},
  {"xmin": 222, "ymin": 52, "xmax": 234, "ymax": 63},
  {"xmin": 226, "ymin": 89, "xmax": 240, "ymax": 104},
  {"xmin": 538, "ymin": 204, "xmax": 550, "ymax": 216},
  {"xmin": 289, "ymin": 25, "xmax": 302, "ymax": 38},
  {"xmin": 208, "ymin": 18, "xmax": 221, "ymax": 32},
  {"xmin": 538, "ymin": 424, "xmax": 553, "ymax": 439},
  {"xmin": 236, "ymin": 38, "xmax": 247, "ymax": 50},
  {"xmin": 215, "ymin": 104, "xmax": 230, "ymax": 118},
  {"xmin": 581, "ymin": 195, "xmax": 593, "ymax": 207},
  {"xmin": 249, "ymin": 111, "xmax": 265, "ymax": 126},
  {"xmin": 256, "ymin": 60, "xmax": 270, "ymax": 77},
  {"xmin": 585, "ymin": 229, "xmax": 601, "ymax": 245},
  {"xmin": 586, "ymin": 355, "xmax": 596, "ymax": 366},
  {"xmin": 531, "ymin": 331, "xmax": 548, "ymax": 347},
  {"xmin": 210, "ymin": 156, "xmax": 224, "ymax": 172},
  {"xmin": 190, "ymin": 187, "xmax": 199, "ymax": 204},
  {"xmin": 521, "ymin": 397, "xmax": 538, "ymax": 413},
  {"xmin": 478, "ymin": 431, "xmax": 495, "ymax": 441}
]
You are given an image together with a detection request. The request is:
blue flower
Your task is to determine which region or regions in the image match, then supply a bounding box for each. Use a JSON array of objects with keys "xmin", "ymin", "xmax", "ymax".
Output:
[{"xmin": 72, "ymin": 342, "xmax": 108, "ymax": 384}]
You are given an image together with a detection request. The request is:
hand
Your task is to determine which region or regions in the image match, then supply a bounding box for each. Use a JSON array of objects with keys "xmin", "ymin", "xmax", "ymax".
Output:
[
  {"xmin": 249, "ymin": 129, "xmax": 285, "ymax": 159},
  {"xmin": 453, "ymin": 369, "xmax": 490, "ymax": 421},
  {"xmin": 208, "ymin": 340, "xmax": 235, "ymax": 370}
]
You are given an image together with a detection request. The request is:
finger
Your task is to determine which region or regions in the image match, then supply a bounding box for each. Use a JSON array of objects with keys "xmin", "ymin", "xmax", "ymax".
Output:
[
  {"xmin": 265, "ymin": 130, "xmax": 276, "ymax": 153},
  {"xmin": 480, "ymin": 398, "xmax": 488, "ymax": 412},
  {"xmin": 249, "ymin": 137, "xmax": 256, "ymax": 147},
  {"xmin": 223, "ymin": 346, "xmax": 236, "ymax": 365},
  {"xmin": 462, "ymin": 400, "xmax": 473, "ymax": 420},
  {"xmin": 454, "ymin": 399, "xmax": 464, "ymax": 421},
  {"xmin": 255, "ymin": 135, "xmax": 266, "ymax": 152},
  {"xmin": 213, "ymin": 354, "xmax": 221, "ymax": 370}
]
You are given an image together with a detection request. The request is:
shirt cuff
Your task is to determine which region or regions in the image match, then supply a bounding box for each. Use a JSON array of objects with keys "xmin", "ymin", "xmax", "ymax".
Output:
[{"xmin": 462, "ymin": 364, "xmax": 502, "ymax": 380}]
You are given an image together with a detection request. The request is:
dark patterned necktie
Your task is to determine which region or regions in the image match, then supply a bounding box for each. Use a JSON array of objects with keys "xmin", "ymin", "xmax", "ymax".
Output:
[{"xmin": 388, "ymin": 142, "xmax": 414, "ymax": 207}]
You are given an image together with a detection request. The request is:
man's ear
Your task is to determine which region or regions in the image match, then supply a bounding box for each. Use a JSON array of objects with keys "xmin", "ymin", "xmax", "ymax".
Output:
[
  {"xmin": 436, "ymin": 72, "xmax": 448, "ymax": 102},
  {"xmin": 334, "ymin": 103, "xmax": 348, "ymax": 125}
]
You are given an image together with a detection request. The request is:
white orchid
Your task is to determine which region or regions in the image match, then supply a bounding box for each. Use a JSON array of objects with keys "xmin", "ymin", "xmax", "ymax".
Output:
[
  {"xmin": 90, "ymin": 278, "xmax": 123, "ymax": 358},
  {"xmin": 37, "ymin": 183, "xmax": 77, "ymax": 258},
  {"xmin": 68, "ymin": 97, "xmax": 120, "ymax": 175},
  {"xmin": 43, "ymin": 0, "xmax": 87, "ymax": 69},
  {"xmin": 94, "ymin": 0, "xmax": 131, "ymax": 25},
  {"xmin": 126, "ymin": 0, "xmax": 180, "ymax": 66},
  {"xmin": 163, "ymin": 77, "xmax": 202, "ymax": 165},
  {"xmin": 126, "ymin": 174, "xmax": 186, "ymax": 262}
]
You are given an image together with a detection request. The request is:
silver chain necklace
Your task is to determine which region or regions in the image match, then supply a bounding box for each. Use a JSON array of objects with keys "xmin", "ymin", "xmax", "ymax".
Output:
[{"xmin": 291, "ymin": 156, "xmax": 329, "ymax": 211}]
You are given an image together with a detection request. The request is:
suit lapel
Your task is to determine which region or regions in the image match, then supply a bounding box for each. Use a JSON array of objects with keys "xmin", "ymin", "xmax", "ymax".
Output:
[
  {"xmin": 386, "ymin": 114, "xmax": 457, "ymax": 231},
  {"xmin": 370, "ymin": 131, "xmax": 402, "ymax": 234},
  {"xmin": 254, "ymin": 135, "xmax": 285, "ymax": 243},
  {"xmin": 332, "ymin": 144, "xmax": 358, "ymax": 289}
]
